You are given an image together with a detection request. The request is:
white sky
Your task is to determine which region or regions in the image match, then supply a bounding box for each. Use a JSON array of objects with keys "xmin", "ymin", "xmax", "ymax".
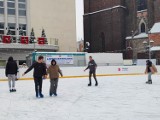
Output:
[{"xmin": 76, "ymin": 0, "xmax": 84, "ymax": 41}]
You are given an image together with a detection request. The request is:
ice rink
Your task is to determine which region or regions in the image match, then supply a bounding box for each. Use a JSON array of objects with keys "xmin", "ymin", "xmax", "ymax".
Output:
[{"xmin": 0, "ymin": 75, "xmax": 160, "ymax": 120}]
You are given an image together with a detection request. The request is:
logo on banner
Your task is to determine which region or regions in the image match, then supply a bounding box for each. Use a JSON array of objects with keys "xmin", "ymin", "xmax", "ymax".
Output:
[
  {"xmin": 46, "ymin": 55, "xmax": 74, "ymax": 65},
  {"xmin": 118, "ymin": 68, "xmax": 128, "ymax": 72}
]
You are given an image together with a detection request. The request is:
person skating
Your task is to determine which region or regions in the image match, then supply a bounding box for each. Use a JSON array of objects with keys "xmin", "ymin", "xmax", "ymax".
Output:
[
  {"xmin": 84, "ymin": 56, "xmax": 98, "ymax": 86},
  {"xmin": 22, "ymin": 56, "xmax": 47, "ymax": 98},
  {"xmin": 145, "ymin": 60, "xmax": 157, "ymax": 84},
  {"xmin": 5, "ymin": 56, "xmax": 18, "ymax": 92},
  {"xmin": 47, "ymin": 59, "xmax": 63, "ymax": 96}
]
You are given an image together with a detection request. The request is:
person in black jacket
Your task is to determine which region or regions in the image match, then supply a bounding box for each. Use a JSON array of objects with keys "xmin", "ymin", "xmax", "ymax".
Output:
[
  {"xmin": 84, "ymin": 56, "xmax": 98, "ymax": 86},
  {"xmin": 5, "ymin": 56, "xmax": 18, "ymax": 92},
  {"xmin": 22, "ymin": 56, "xmax": 47, "ymax": 98}
]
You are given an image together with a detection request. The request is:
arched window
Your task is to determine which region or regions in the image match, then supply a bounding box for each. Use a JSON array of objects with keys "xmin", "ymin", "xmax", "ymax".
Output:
[
  {"xmin": 141, "ymin": 23, "xmax": 146, "ymax": 33},
  {"xmin": 137, "ymin": 0, "xmax": 147, "ymax": 11}
]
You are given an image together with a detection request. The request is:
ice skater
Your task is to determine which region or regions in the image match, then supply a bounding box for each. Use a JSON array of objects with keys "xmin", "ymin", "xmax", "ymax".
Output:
[
  {"xmin": 22, "ymin": 56, "xmax": 47, "ymax": 98},
  {"xmin": 145, "ymin": 60, "xmax": 157, "ymax": 84},
  {"xmin": 5, "ymin": 56, "xmax": 18, "ymax": 92},
  {"xmin": 47, "ymin": 59, "xmax": 63, "ymax": 96},
  {"xmin": 84, "ymin": 56, "xmax": 98, "ymax": 86}
]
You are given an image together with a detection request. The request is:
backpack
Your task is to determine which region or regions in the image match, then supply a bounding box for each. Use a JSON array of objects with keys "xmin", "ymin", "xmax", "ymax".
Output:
[{"xmin": 152, "ymin": 64, "xmax": 157, "ymax": 73}]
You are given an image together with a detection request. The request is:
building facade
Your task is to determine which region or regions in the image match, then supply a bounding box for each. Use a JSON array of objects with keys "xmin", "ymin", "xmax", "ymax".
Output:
[
  {"xmin": 29, "ymin": 0, "xmax": 77, "ymax": 52},
  {"xmin": 0, "ymin": 0, "xmax": 77, "ymax": 65},
  {"xmin": 84, "ymin": 0, "xmax": 160, "ymax": 55}
]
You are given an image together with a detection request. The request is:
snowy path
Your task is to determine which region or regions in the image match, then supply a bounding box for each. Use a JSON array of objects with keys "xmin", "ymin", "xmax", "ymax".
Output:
[{"xmin": 0, "ymin": 75, "xmax": 160, "ymax": 120}]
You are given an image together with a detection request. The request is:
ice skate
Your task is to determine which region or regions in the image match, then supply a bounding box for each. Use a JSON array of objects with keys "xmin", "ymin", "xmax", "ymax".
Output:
[
  {"xmin": 9, "ymin": 89, "xmax": 12, "ymax": 92},
  {"xmin": 53, "ymin": 93, "xmax": 57, "ymax": 96},
  {"xmin": 39, "ymin": 93, "xmax": 44, "ymax": 98},
  {"xmin": 88, "ymin": 83, "xmax": 91, "ymax": 86},
  {"xmin": 95, "ymin": 82, "xmax": 98, "ymax": 86},
  {"xmin": 49, "ymin": 93, "xmax": 52, "ymax": 97},
  {"xmin": 36, "ymin": 93, "xmax": 39, "ymax": 98},
  {"xmin": 146, "ymin": 80, "xmax": 152, "ymax": 84},
  {"xmin": 12, "ymin": 89, "xmax": 16, "ymax": 92}
]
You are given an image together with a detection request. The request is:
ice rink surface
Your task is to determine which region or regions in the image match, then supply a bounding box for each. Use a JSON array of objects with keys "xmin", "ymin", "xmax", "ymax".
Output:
[{"xmin": 0, "ymin": 75, "xmax": 160, "ymax": 120}]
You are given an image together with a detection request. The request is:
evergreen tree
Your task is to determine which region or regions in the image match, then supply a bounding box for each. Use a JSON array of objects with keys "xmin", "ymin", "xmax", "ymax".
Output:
[
  {"xmin": 30, "ymin": 28, "xmax": 35, "ymax": 44},
  {"xmin": 41, "ymin": 29, "xmax": 48, "ymax": 44}
]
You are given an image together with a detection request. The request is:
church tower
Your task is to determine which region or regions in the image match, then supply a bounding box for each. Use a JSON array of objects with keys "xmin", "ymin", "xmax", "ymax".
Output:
[{"xmin": 84, "ymin": 0, "xmax": 126, "ymax": 53}]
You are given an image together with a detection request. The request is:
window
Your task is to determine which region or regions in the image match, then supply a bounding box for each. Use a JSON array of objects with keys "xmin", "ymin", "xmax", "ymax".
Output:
[
  {"xmin": 8, "ymin": 23, "xmax": 15, "ymax": 30},
  {"xmin": 19, "ymin": 24, "xmax": 26, "ymax": 30},
  {"xmin": 18, "ymin": 0, "xmax": 25, "ymax": 2},
  {"xmin": 137, "ymin": 0, "xmax": 147, "ymax": 11},
  {"xmin": 0, "ymin": 1, "xmax": 4, "ymax": 14},
  {"xmin": 8, "ymin": 8, "xmax": 15, "ymax": 15},
  {"xmin": 0, "ymin": 22, "xmax": 4, "ymax": 35},
  {"xmin": 141, "ymin": 23, "xmax": 146, "ymax": 33},
  {"xmin": 0, "ymin": 23, "xmax": 4, "ymax": 29},
  {"xmin": 7, "ymin": 0, "xmax": 15, "ymax": 1},
  {"xmin": 7, "ymin": 2, "xmax": 15, "ymax": 8},
  {"xmin": 0, "ymin": 30, "xmax": 4, "ymax": 34},
  {"xmin": 0, "ymin": 1, "xmax": 4, "ymax": 7},
  {"xmin": 19, "ymin": 24, "xmax": 26, "ymax": 35},
  {"xmin": 18, "ymin": 3, "xmax": 25, "ymax": 9},
  {"xmin": 18, "ymin": 0, "xmax": 26, "ymax": 16},
  {"xmin": 19, "ymin": 10, "xmax": 26, "ymax": 16},
  {"xmin": 0, "ymin": 7, "xmax": 4, "ymax": 14}
]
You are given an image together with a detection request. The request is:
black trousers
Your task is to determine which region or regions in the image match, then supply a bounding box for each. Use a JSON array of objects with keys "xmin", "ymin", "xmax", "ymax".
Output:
[
  {"xmin": 89, "ymin": 70, "xmax": 98, "ymax": 84},
  {"xmin": 50, "ymin": 78, "xmax": 58, "ymax": 94},
  {"xmin": 34, "ymin": 77, "xmax": 43, "ymax": 95}
]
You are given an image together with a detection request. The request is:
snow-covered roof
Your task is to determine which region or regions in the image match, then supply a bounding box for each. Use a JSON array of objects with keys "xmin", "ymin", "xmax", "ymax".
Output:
[
  {"xmin": 150, "ymin": 22, "xmax": 160, "ymax": 34},
  {"xmin": 150, "ymin": 46, "xmax": 160, "ymax": 51},
  {"xmin": 126, "ymin": 33, "xmax": 148, "ymax": 40}
]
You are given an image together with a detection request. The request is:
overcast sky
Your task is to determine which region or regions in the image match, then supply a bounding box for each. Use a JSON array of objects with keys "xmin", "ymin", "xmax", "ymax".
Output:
[{"xmin": 76, "ymin": 0, "xmax": 84, "ymax": 41}]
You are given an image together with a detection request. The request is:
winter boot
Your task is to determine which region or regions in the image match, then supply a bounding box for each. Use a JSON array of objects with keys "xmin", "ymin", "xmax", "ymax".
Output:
[
  {"xmin": 95, "ymin": 82, "xmax": 98, "ymax": 86},
  {"xmin": 49, "ymin": 93, "xmax": 52, "ymax": 97},
  {"xmin": 10, "ymin": 89, "xmax": 13, "ymax": 92},
  {"xmin": 146, "ymin": 80, "xmax": 152, "ymax": 84},
  {"xmin": 39, "ymin": 93, "xmax": 44, "ymax": 98},
  {"xmin": 53, "ymin": 93, "xmax": 57, "ymax": 96},
  {"xmin": 36, "ymin": 92, "xmax": 39, "ymax": 98},
  {"xmin": 12, "ymin": 89, "xmax": 16, "ymax": 92}
]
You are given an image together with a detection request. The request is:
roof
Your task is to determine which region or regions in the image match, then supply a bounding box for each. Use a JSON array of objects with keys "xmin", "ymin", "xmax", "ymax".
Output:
[
  {"xmin": 126, "ymin": 33, "xmax": 148, "ymax": 40},
  {"xmin": 150, "ymin": 22, "xmax": 160, "ymax": 34},
  {"xmin": 0, "ymin": 43, "xmax": 59, "ymax": 50}
]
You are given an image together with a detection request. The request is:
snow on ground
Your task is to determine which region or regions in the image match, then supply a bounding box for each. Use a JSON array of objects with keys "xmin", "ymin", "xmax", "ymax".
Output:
[{"xmin": 0, "ymin": 75, "xmax": 160, "ymax": 120}]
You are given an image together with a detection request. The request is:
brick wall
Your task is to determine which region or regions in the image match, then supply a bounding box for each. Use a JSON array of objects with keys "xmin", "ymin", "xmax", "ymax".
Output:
[
  {"xmin": 154, "ymin": 0, "xmax": 160, "ymax": 22},
  {"xmin": 149, "ymin": 33, "xmax": 160, "ymax": 46},
  {"xmin": 84, "ymin": 0, "xmax": 126, "ymax": 52}
]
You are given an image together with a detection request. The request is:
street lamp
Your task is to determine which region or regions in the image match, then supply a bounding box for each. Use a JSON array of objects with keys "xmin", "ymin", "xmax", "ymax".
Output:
[
  {"xmin": 85, "ymin": 42, "xmax": 90, "ymax": 52},
  {"xmin": 143, "ymin": 39, "xmax": 154, "ymax": 60},
  {"xmin": 33, "ymin": 39, "xmax": 37, "ymax": 52}
]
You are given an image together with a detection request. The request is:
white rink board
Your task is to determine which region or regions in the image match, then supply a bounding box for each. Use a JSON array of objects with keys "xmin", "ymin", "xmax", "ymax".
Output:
[{"xmin": 1, "ymin": 66, "xmax": 160, "ymax": 80}]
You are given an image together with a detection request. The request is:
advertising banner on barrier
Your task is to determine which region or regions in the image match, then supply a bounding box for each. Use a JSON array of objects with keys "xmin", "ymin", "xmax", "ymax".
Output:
[{"xmin": 46, "ymin": 55, "xmax": 74, "ymax": 65}]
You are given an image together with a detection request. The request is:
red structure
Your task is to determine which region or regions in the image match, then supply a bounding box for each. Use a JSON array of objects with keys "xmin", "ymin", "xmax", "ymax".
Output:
[
  {"xmin": 21, "ymin": 36, "xmax": 29, "ymax": 44},
  {"xmin": 38, "ymin": 37, "xmax": 45, "ymax": 44},
  {"xmin": 2, "ymin": 35, "xmax": 11, "ymax": 43}
]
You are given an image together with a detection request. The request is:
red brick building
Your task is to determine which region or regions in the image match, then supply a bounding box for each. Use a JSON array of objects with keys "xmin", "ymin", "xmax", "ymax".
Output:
[{"xmin": 84, "ymin": 0, "xmax": 160, "ymax": 56}]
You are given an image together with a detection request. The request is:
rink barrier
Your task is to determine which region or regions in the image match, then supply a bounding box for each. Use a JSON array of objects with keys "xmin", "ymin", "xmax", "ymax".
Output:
[
  {"xmin": 1, "ymin": 66, "xmax": 160, "ymax": 81},
  {"xmin": 0, "ymin": 73, "xmax": 145, "ymax": 81}
]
